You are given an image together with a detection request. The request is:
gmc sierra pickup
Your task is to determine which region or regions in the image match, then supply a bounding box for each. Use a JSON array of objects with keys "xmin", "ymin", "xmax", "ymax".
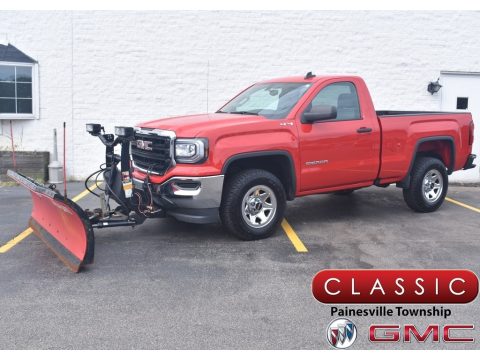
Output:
[
  {"xmin": 122, "ymin": 73, "xmax": 475, "ymax": 240},
  {"xmin": 8, "ymin": 73, "xmax": 477, "ymax": 271}
]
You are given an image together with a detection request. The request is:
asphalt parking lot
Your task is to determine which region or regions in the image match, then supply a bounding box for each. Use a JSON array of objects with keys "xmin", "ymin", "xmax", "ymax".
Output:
[{"xmin": 0, "ymin": 182, "xmax": 479, "ymax": 349}]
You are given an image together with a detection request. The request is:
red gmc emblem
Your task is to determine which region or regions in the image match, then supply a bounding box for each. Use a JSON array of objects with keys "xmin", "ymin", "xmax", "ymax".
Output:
[
  {"xmin": 136, "ymin": 140, "xmax": 153, "ymax": 151},
  {"xmin": 369, "ymin": 324, "xmax": 474, "ymax": 343},
  {"xmin": 312, "ymin": 269, "xmax": 479, "ymax": 304}
]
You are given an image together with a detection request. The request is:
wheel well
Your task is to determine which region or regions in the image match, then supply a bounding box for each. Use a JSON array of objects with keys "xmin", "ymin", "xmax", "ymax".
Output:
[
  {"xmin": 416, "ymin": 139, "xmax": 454, "ymax": 172},
  {"xmin": 222, "ymin": 153, "xmax": 296, "ymax": 200},
  {"xmin": 397, "ymin": 137, "xmax": 454, "ymax": 189}
]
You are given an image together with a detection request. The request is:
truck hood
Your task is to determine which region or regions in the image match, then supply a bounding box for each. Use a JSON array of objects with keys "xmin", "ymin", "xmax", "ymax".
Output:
[{"xmin": 137, "ymin": 113, "xmax": 273, "ymax": 137}]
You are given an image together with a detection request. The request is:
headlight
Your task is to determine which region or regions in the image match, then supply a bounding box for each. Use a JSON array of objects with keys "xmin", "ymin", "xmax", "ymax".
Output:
[{"xmin": 175, "ymin": 138, "xmax": 207, "ymax": 164}]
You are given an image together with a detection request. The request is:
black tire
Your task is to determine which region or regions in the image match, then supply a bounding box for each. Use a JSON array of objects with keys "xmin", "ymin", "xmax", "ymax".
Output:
[
  {"xmin": 220, "ymin": 169, "xmax": 286, "ymax": 240},
  {"xmin": 333, "ymin": 189, "xmax": 355, "ymax": 195},
  {"xmin": 402, "ymin": 156, "xmax": 448, "ymax": 213}
]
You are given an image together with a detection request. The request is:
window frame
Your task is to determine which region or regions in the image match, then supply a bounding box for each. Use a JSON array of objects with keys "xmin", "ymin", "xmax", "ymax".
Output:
[
  {"xmin": 0, "ymin": 61, "xmax": 39, "ymax": 120},
  {"xmin": 302, "ymin": 81, "xmax": 363, "ymax": 123}
]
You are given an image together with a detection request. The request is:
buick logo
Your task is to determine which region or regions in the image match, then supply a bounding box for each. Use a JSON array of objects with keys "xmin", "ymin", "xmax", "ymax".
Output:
[
  {"xmin": 136, "ymin": 140, "xmax": 153, "ymax": 151},
  {"xmin": 327, "ymin": 318, "xmax": 357, "ymax": 349}
]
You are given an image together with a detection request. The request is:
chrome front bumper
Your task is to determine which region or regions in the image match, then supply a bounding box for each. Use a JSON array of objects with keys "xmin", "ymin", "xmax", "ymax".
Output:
[
  {"xmin": 132, "ymin": 174, "xmax": 225, "ymax": 223},
  {"xmin": 159, "ymin": 175, "xmax": 224, "ymax": 209}
]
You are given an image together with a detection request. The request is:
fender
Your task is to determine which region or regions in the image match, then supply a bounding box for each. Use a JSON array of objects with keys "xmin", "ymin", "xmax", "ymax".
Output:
[
  {"xmin": 397, "ymin": 136, "xmax": 455, "ymax": 188},
  {"xmin": 221, "ymin": 150, "xmax": 297, "ymax": 200}
]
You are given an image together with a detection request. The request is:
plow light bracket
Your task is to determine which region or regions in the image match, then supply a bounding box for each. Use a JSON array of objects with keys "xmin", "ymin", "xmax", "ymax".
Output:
[
  {"xmin": 86, "ymin": 123, "xmax": 103, "ymax": 136},
  {"xmin": 115, "ymin": 126, "xmax": 135, "ymax": 139}
]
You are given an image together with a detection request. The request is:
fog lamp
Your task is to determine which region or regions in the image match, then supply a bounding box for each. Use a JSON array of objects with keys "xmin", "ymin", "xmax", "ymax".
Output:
[
  {"xmin": 86, "ymin": 123, "xmax": 102, "ymax": 135},
  {"xmin": 115, "ymin": 126, "xmax": 135, "ymax": 138}
]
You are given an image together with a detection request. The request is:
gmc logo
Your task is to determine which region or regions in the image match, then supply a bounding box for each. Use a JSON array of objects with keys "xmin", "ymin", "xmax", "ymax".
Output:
[
  {"xmin": 369, "ymin": 324, "xmax": 474, "ymax": 343},
  {"xmin": 136, "ymin": 140, "xmax": 153, "ymax": 151}
]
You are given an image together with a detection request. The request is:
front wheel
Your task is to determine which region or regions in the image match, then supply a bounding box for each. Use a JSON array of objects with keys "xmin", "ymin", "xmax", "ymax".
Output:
[
  {"xmin": 220, "ymin": 169, "xmax": 286, "ymax": 240},
  {"xmin": 403, "ymin": 157, "xmax": 448, "ymax": 212}
]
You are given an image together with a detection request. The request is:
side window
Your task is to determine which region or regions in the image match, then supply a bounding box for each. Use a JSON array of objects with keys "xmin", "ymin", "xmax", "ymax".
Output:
[{"xmin": 305, "ymin": 82, "xmax": 361, "ymax": 121}]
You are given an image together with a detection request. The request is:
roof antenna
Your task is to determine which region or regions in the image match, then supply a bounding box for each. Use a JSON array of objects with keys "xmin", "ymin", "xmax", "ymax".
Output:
[{"xmin": 304, "ymin": 71, "xmax": 316, "ymax": 79}]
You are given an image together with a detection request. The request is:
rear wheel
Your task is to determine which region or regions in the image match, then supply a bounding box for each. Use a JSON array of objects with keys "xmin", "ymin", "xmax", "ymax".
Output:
[
  {"xmin": 220, "ymin": 169, "xmax": 286, "ymax": 240},
  {"xmin": 403, "ymin": 157, "xmax": 448, "ymax": 212}
]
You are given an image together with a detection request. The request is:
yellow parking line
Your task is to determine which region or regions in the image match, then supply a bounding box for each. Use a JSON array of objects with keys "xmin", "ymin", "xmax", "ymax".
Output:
[
  {"xmin": 445, "ymin": 196, "xmax": 480, "ymax": 214},
  {"xmin": 71, "ymin": 182, "xmax": 100, "ymax": 202},
  {"xmin": 281, "ymin": 218, "xmax": 308, "ymax": 253},
  {"xmin": 0, "ymin": 182, "xmax": 100, "ymax": 253},
  {"xmin": 0, "ymin": 228, "xmax": 33, "ymax": 254}
]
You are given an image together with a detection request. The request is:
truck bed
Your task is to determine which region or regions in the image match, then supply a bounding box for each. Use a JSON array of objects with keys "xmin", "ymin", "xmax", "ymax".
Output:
[
  {"xmin": 377, "ymin": 111, "xmax": 473, "ymax": 184},
  {"xmin": 376, "ymin": 110, "xmax": 468, "ymax": 117}
]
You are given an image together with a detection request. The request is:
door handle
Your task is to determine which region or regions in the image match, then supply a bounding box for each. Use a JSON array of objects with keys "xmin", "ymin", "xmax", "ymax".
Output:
[{"xmin": 357, "ymin": 127, "xmax": 372, "ymax": 134}]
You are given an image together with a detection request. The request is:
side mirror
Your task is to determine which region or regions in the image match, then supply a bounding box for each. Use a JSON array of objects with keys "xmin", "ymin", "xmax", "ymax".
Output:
[{"xmin": 302, "ymin": 106, "xmax": 337, "ymax": 123}]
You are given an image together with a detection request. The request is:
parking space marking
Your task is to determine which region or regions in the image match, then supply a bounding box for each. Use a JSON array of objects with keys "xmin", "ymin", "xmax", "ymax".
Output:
[
  {"xmin": 0, "ymin": 228, "xmax": 33, "ymax": 254},
  {"xmin": 445, "ymin": 196, "xmax": 480, "ymax": 214},
  {"xmin": 281, "ymin": 218, "xmax": 308, "ymax": 253},
  {"xmin": 71, "ymin": 183, "xmax": 100, "ymax": 202},
  {"xmin": 0, "ymin": 182, "xmax": 100, "ymax": 253}
]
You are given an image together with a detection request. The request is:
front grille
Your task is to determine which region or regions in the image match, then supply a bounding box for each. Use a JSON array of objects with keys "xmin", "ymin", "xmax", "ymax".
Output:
[{"xmin": 131, "ymin": 131, "xmax": 173, "ymax": 175}]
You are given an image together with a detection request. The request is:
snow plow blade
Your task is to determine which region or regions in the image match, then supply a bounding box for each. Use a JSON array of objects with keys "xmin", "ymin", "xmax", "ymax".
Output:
[{"xmin": 7, "ymin": 170, "xmax": 94, "ymax": 272}]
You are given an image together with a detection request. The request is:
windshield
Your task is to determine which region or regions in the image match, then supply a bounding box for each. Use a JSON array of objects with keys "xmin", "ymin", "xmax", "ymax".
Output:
[{"xmin": 218, "ymin": 82, "xmax": 311, "ymax": 119}]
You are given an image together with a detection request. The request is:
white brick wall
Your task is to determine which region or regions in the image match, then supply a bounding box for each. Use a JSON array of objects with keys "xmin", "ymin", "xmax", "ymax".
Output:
[{"xmin": 0, "ymin": 11, "xmax": 479, "ymax": 180}]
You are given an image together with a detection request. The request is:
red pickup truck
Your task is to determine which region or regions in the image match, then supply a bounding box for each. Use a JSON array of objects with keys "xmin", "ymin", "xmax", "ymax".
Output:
[
  {"xmin": 8, "ymin": 73, "xmax": 477, "ymax": 271},
  {"xmin": 123, "ymin": 73, "xmax": 475, "ymax": 240}
]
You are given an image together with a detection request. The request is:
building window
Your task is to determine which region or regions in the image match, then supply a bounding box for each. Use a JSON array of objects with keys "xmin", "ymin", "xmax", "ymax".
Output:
[
  {"xmin": 456, "ymin": 97, "xmax": 468, "ymax": 110},
  {"xmin": 0, "ymin": 64, "xmax": 34, "ymax": 115},
  {"xmin": 0, "ymin": 44, "xmax": 38, "ymax": 120}
]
